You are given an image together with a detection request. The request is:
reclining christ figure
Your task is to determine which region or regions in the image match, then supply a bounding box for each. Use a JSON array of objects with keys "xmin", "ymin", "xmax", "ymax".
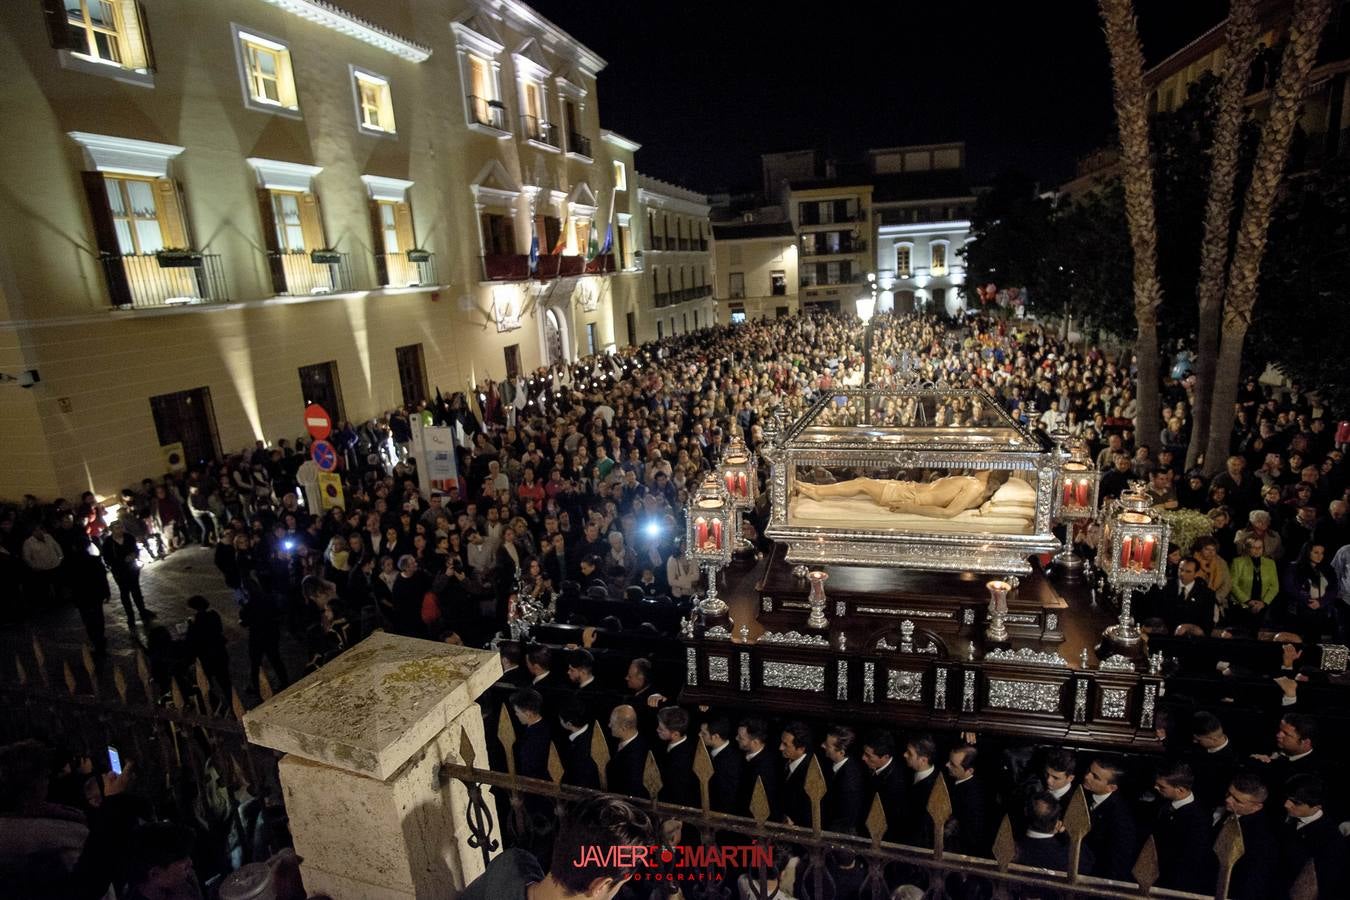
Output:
[{"xmin": 795, "ymin": 470, "xmax": 992, "ymax": 518}]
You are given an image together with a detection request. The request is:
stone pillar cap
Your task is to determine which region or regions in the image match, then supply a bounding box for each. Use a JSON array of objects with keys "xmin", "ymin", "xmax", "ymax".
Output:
[{"xmin": 244, "ymin": 632, "xmax": 502, "ymax": 780}]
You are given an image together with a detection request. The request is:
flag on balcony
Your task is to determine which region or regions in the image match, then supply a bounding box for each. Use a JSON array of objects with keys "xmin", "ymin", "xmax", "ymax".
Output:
[
  {"xmin": 598, "ymin": 189, "xmax": 616, "ymax": 257},
  {"xmin": 585, "ymin": 223, "xmax": 600, "ymax": 262},
  {"xmin": 528, "ymin": 235, "xmax": 539, "ymax": 274}
]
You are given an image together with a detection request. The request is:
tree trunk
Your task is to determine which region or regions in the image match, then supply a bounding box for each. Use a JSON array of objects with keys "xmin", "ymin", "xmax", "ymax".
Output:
[
  {"xmin": 1188, "ymin": 0, "xmax": 1260, "ymax": 472},
  {"xmin": 1099, "ymin": 0, "xmax": 1165, "ymax": 452},
  {"xmin": 1205, "ymin": 0, "xmax": 1334, "ymax": 473}
]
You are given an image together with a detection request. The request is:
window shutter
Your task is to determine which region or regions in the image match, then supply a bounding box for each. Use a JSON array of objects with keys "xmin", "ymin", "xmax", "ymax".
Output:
[
  {"xmin": 369, "ymin": 200, "xmax": 388, "ymax": 286},
  {"xmin": 379, "ymin": 85, "xmax": 396, "ymax": 133},
  {"xmin": 42, "ymin": 0, "xmax": 83, "ymax": 51},
  {"xmin": 394, "ymin": 201, "xmax": 415, "ymax": 252},
  {"xmin": 277, "ymin": 50, "xmax": 299, "ymax": 110},
  {"xmin": 117, "ymin": 1, "xmax": 156, "ymax": 71},
  {"xmin": 298, "ymin": 193, "xmax": 325, "ymax": 250},
  {"xmin": 153, "ymin": 178, "xmax": 189, "ymax": 248},
  {"xmin": 256, "ymin": 188, "xmax": 286, "ymax": 294},
  {"xmin": 81, "ymin": 172, "xmax": 132, "ymax": 306}
]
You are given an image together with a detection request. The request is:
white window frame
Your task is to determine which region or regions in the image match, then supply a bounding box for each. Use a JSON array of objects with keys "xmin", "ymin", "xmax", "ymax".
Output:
[
  {"xmin": 232, "ymin": 24, "xmax": 301, "ymax": 118},
  {"xmin": 930, "ymin": 239, "xmax": 950, "ymax": 276},
  {"xmin": 894, "ymin": 241, "xmax": 914, "ymax": 277},
  {"xmin": 451, "ymin": 19, "xmax": 510, "ymax": 138},
  {"xmin": 613, "ymin": 161, "xmax": 627, "ymax": 192},
  {"xmin": 56, "ymin": 0, "xmax": 155, "ymax": 87},
  {"xmin": 350, "ymin": 66, "xmax": 396, "ymax": 136}
]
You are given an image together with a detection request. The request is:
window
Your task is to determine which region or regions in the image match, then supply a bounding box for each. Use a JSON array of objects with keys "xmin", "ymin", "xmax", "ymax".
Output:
[
  {"xmin": 729, "ymin": 272, "xmax": 745, "ymax": 299},
  {"xmin": 395, "ymin": 344, "xmax": 428, "ymax": 407},
  {"xmin": 104, "ymin": 175, "xmax": 164, "ymax": 255},
  {"xmin": 771, "ymin": 271, "xmax": 786, "ymax": 296},
  {"xmin": 693, "ymin": 310, "xmax": 700, "ymax": 329},
  {"xmin": 377, "ymin": 200, "xmax": 403, "ymax": 253},
  {"xmin": 271, "ymin": 191, "xmax": 308, "ymax": 252},
  {"xmin": 298, "ymin": 361, "xmax": 345, "ymax": 422},
  {"xmin": 534, "ymin": 215, "xmax": 561, "ymax": 254},
  {"xmin": 656, "ymin": 320, "xmax": 663, "ymax": 339},
  {"xmin": 613, "ymin": 161, "xmax": 627, "ymax": 191},
  {"xmin": 730, "ymin": 305, "xmax": 746, "ymax": 324},
  {"xmin": 149, "ymin": 387, "xmax": 220, "ymax": 466},
  {"xmin": 626, "ymin": 311, "xmax": 636, "ymax": 347},
  {"xmin": 480, "ymin": 211, "xmax": 515, "ymax": 256},
  {"xmin": 646, "ymin": 210, "xmax": 656, "ymax": 249},
  {"xmin": 521, "ymin": 80, "xmax": 552, "ymax": 143},
  {"xmin": 586, "ymin": 322, "xmax": 598, "ymax": 356},
  {"xmin": 47, "ymin": 0, "xmax": 154, "ymax": 77},
  {"xmin": 504, "ymin": 344, "xmax": 521, "ymax": 379},
  {"xmin": 617, "ymin": 222, "xmax": 632, "ymax": 268},
  {"xmin": 235, "ymin": 27, "xmax": 298, "ymax": 113},
  {"xmin": 65, "ymin": 0, "xmax": 123, "ymax": 63},
  {"xmin": 352, "ymin": 69, "xmax": 395, "ymax": 134},
  {"xmin": 931, "ymin": 242, "xmax": 947, "ymax": 275},
  {"xmin": 896, "ymin": 245, "xmax": 912, "ymax": 277}
]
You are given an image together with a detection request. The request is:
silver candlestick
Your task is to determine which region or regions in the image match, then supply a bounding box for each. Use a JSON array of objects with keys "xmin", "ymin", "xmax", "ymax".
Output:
[
  {"xmin": 806, "ymin": 570, "xmax": 830, "ymax": 630},
  {"xmin": 1103, "ymin": 587, "xmax": 1142, "ymax": 644},
  {"xmin": 985, "ymin": 580, "xmax": 1010, "ymax": 643},
  {"xmin": 698, "ymin": 563, "xmax": 728, "ymax": 618}
]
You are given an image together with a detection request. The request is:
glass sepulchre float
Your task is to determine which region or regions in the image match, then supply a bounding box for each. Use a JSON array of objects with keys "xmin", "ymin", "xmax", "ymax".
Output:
[{"xmin": 762, "ymin": 386, "xmax": 1062, "ymax": 575}]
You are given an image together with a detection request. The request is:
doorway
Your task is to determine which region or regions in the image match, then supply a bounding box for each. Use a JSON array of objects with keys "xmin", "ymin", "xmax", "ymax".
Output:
[
  {"xmin": 149, "ymin": 387, "xmax": 221, "ymax": 466},
  {"xmin": 395, "ymin": 343, "xmax": 428, "ymax": 408},
  {"xmin": 504, "ymin": 344, "xmax": 521, "ymax": 379},
  {"xmin": 544, "ymin": 308, "xmax": 566, "ymax": 367},
  {"xmin": 298, "ymin": 361, "xmax": 345, "ymax": 424}
]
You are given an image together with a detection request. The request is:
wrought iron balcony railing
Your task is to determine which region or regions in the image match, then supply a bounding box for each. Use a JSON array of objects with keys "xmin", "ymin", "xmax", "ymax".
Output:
[{"xmin": 101, "ymin": 251, "xmax": 229, "ymax": 309}]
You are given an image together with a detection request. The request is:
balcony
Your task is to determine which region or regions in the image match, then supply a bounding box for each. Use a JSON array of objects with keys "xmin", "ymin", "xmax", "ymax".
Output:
[
  {"xmin": 583, "ymin": 253, "xmax": 615, "ymax": 275},
  {"xmin": 483, "ymin": 253, "xmax": 614, "ymax": 281},
  {"xmin": 651, "ymin": 235, "xmax": 666, "ymax": 251},
  {"xmin": 268, "ymin": 250, "xmax": 353, "ymax": 296},
  {"xmin": 466, "ymin": 95, "xmax": 509, "ymax": 134},
  {"xmin": 565, "ymin": 131, "xmax": 592, "ymax": 160},
  {"xmin": 800, "ymin": 272, "xmax": 864, "ymax": 289},
  {"xmin": 519, "ymin": 114, "xmax": 558, "ymax": 149},
  {"xmin": 801, "ymin": 239, "xmax": 868, "ymax": 258},
  {"xmin": 376, "ymin": 251, "xmax": 437, "ymax": 288},
  {"xmin": 102, "ymin": 251, "xmax": 228, "ymax": 309},
  {"xmin": 482, "ymin": 253, "xmax": 529, "ymax": 281}
]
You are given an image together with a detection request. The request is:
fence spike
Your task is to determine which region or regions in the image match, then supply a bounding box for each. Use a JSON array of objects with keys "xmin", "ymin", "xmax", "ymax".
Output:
[
  {"xmin": 992, "ymin": 814, "xmax": 1016, "ymax": 872},
  {"xmin": 692, "ymin": 735, "xmax": 714, "ymax": 812},
  {"xmin": 590, "ymin": 721, "xmax": 611, "ymax": 792},
  {"xmin": 1132, "ymin": 834, "xmax": 1160, "ymax": 893},
  {"xmin": 804, "ymin": 754, "xmax": 828, "ymax": 833},
  {"xmin": 113, "ymin": 666, "xmax": 128, "ymax": 704},
  {"xmin": 495, "ymin": 704, "xmax": 517, "ymax": 777},
  {"xmin": 258, "ymin": 671, "xmax": 273, "ymax": 701},
  {"xmin": 230, "ymin": 688, "xmax": 246, "ymax": 720},
  {"xmin": 1063, "ymin": 786, "xmax": 1092, "ymax": 881},
  {"xmin": 458, "ymin": 727, "xmax": 477, "ymax": 768},
  {"xmin": 546, "ymin": 742, "xmax": 565, "ymax": 785},
  {"xmin": 31, "ymin": 634, "xmax": 49, "ymax": 687},
  {"xmin": 642, "ymin": 750, "xmax": 664, "ymax": 803},
  {"xmin": 748, "ymin": 774, "xmax": 770, "ymax": 825},
  {"xmin": 62, "ymin": 661, "xmax": 77, "ymax": 695},
  {"xmin": 135, "ymin": 651, "xmax": 154, "ymax": 702},
  {"xmin": 194, "ymin": 664, "xmax": 212, "ymax": 712},
  {"xmin": 926, "ymin": 764, "xmax": 953, "ymax": 858},
  {"xmin": 1289, "ymin": 857, "xmax": 1319, "ymax": 900},
  {"xmin": 865, "ymin": 794, "xmax": 889, "ymax": 849},
  {"xmin": 1213, "ymin": 814, "xmax": 1246, "ymax": 900},
  {"xmin": 169, "ymin": 677, "xmax": 185, "ymax": 710},
  {"xmin": 81, "ymin": 645, "xmax": 98, "ymax": 689}
]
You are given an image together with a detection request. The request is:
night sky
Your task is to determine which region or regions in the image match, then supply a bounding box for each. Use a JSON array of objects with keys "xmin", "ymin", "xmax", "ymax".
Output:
[{"xmin": 527, "ymin": 0, "xmax": 1230, "ymax": 193}]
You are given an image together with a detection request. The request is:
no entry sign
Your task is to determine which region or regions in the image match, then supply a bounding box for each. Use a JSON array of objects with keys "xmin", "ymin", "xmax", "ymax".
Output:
[
  {"xmin": 311, "ymin": 439, "xmax": 338, "ymax": 472},
  {"xmin": 305, "ymin": 403, "xmax": 332, "ymax": 440}
]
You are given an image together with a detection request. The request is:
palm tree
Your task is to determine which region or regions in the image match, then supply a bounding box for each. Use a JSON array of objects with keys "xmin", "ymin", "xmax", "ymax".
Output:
[
  {"xmin": 1098, "ymin": 0, "xmax": 1163, "ymax": 452},
  {"xmin": 1203, "ymin": 0, "xmax": 1334, "ymax": 474},
  {"xmin": 1186, "ymin": 0, "xmax": 1259, "ymax": 471}
]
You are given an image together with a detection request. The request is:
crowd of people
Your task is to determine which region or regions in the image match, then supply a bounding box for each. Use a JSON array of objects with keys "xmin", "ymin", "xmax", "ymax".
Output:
[{"xmin": 2, "ymin": 308, "xmax": 1347, "ymax": 899}]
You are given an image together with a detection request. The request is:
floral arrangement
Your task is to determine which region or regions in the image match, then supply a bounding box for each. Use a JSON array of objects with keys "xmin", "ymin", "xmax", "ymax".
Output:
[{"xmin": 1161, "ymin": 508, "xmax": 1213, "ymax": 554}]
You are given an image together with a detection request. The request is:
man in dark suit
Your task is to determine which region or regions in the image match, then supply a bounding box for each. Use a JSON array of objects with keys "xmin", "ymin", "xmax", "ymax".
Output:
[
  {"xmin": 1251, "ymin": 713, "xmax": 1327, "ymax": 810},
  {"xmin": 1159, "ymin": 557, "xmax": 1218, "ymax": 633},
  {"xmin": 1220, "ymin": 773, "xmax": 1279, "ymax": 900},
  {"xmin": 1189, "ymin": 711, "xmax": 1237, "ymax": 809},
  {"xmin": 623, "ymin": 657, "xmax": 660, "ymax": 736},
  {"xmin": 945, "ymin": 744, "xmax": 992, "ymax": 857},
  {"xmin": 699, "ymin": 715, "xmax": 742, "ymax": 815},
  {"xmin": 525, "ymin": 645, "xmax": 558, "ymax": 689},
  {"xmin": 1016, "ymin": 791, "xmax": 1095, "ymax": 874},
  {"xmin": 736, "ymin": 717, "xmax": 781, "ymax": 819},
  {"xmin": 821, "ymin": 724, "xmax": 865, "ymax": 834},
  {"xmin": 1151, "ymin": 761, "xmax": 1213, "ymax": 894},
  {"xmin": 861, "ymin": 731, "xmax": 906, "ymax": 844},
  {"xmin": 655, "ymin": 706, "xmax": 698, "ymax": 808},
  {"xmin": 900, "ymin": 733, "xmax": 940, "ymax": 848},
  {"xmin": 557, "ymin": 698, "xmax": 600, "ymax": 789},
  {"xmin": 606, "ymin": 704, "xmax": 649, "ymax": 799},
  {"xmin": 1082, "ymin": 757, "xmax": 1139, "ymax": 881},
  {"xmin": 778, "ymin": 720, "xmax": 814, "ymax": 827},
  {"xmin": 566, "ymin": 648, "xmax": 601, "ymax": 725},
  {"xmin": 509, "ymin": 688, "xmax": 551, "ymax": 779},
  {"xmin": 1277, "ymin": 774, "xmax": 1344, "ymax": 896},
  {"xmin": 497, "ymin": 643, "xmax": 532, "ymax": 687}
]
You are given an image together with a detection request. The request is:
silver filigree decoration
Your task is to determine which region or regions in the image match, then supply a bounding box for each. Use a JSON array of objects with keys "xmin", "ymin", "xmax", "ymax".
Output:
[
  {"xmin": 887, "ymin": 669, "xmax": 924, "ymax": 702},
  {"xmin": 863, "ymin": 661, "xmax": 875, "ymax": 703},
  {"xmin": 1100, "ymin": 687, "xmax": 1129, "ymax": 719},
  {"xmin": 962, "ymin": 608, "xmax": 975, "ymax": 626},
  {"xmin": 1045, "ymin": 613, "xmax": 1059, "ymax": 631},
  {"xmin": 1005, "ymin": 614, "xmax": 1039, "ymax": 625},
  {"xmin": 762, "ymin": 661, "xmax": 825, "ymax": 693},
  {"xmin": 708, "ymin": 656, "xmax": 730, "ymax": 684},
  {"xmin": 759, "ymin": 630, "xmax": 831, "ymax": 647},
  {"xmin": 836, "ymin": 659, "xmax": 849, "ymax": 701},
  {"xmin": 835, "ymin": 601, "xmax": 847, "ymax": 617},
  {"xmin": 739, "ymin": 651, "xmax": 751, "ymax": 691},
  {"xmin": 761, "ymin": 596, "xmax": 774, "ymax": 613},
  {"xmin": 984, "ymin": 647, "xmax": 1068, "ymax": 667},
  {"xmin": 987, "ymin": 679, "xmax": 1060, "ymax": 713},
  {"xmin": 962, "ymin": 670, "xmax": 976, "ymax": 711},
  {"xmin": 1321, "ymin": 644, "xmax": 1348, "ymax": 673},
  {"xmin": 781, "ymin": 601, "xmax": 810, "ymax": 611},
  {"xmin": 856, "ymin": 606, "xmax": 955, "ymax": 620},
  {"xmin": 933, "ymin": 667, "xmax": 948, "ymax": 710},
  {"xmin": 1073, "ymin": 680, "xmax": 1088, "ymax": 722},
  {"xmin": 1140, "ymin": 684, "xmax": 1157, "ymax": 729},
  {"xmin": 876, "ymin": 638, "xmax": 897, "ymax": 651},
  {"xmin": 1097, "ymin": 655, "xmax": 1136, "ymax": 673},
  {"xmin": 900, "ymin": 620, "xmax": 915, "ymax": 652},
  {"xmin": 704, "ymin": 626, "xmax": 732, "ymax": 641},
  {"xmin": 686, "ymin": 647, "xmax": 698, "ymax": 686},
  {"xmin": 1148, "ymin": 652, "xmax": 1164, "ymax": 675}
]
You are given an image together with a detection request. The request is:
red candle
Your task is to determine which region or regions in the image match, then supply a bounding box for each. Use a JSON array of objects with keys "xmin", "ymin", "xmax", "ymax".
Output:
[
  {"xmin": 737, "ymin": 472, "xmax": 748, "ymax": 497},
  {"xmin": 1063, "ymin": 482, "xmax": 1073, "ymax": 506},
  {"xmin": 695, "ymin": 517, "xmax": 708, "ymax": 549},
  {"xmin": 711, "ymin": 519, "xmax": 723, "ymax": 548},
  {"xmin": 1120, "ymin": 536, "xmax": 1133, "ymax": 568},
  {"xmin": 724, "ymin": 473, "xmax": 735, "ymax": 495},
  {"xmin": 1138, "ymin": 536, "xmax": 1155, "ymax": 568},
  {"xmin": 1075, "ymin": 479, "xmax": 1089, "ymax": 507}
]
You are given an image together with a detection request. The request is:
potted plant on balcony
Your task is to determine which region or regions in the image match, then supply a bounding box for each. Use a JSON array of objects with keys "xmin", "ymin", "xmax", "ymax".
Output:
[
  {"xmin": 310, "ymin": 248, "xmax": 342, "ymax": 265},
  {"xmin": 156, "ymin": 247, "xmax": 202, "ymax": 268},
  {"xmin": 406, "ymin": 248, "xmax": 431, "ymax": 263}
]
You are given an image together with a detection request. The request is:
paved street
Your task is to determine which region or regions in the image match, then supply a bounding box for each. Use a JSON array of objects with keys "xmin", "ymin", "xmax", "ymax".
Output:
[{"xmin": 1, "ymin": 547, "xmax": 308, "ymax": 708}]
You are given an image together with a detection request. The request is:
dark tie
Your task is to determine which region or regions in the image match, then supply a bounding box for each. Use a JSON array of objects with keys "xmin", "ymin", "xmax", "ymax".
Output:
[{"xmin": 1251, "ymin": 564, "xmax": 1263, "ymax": 603}]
